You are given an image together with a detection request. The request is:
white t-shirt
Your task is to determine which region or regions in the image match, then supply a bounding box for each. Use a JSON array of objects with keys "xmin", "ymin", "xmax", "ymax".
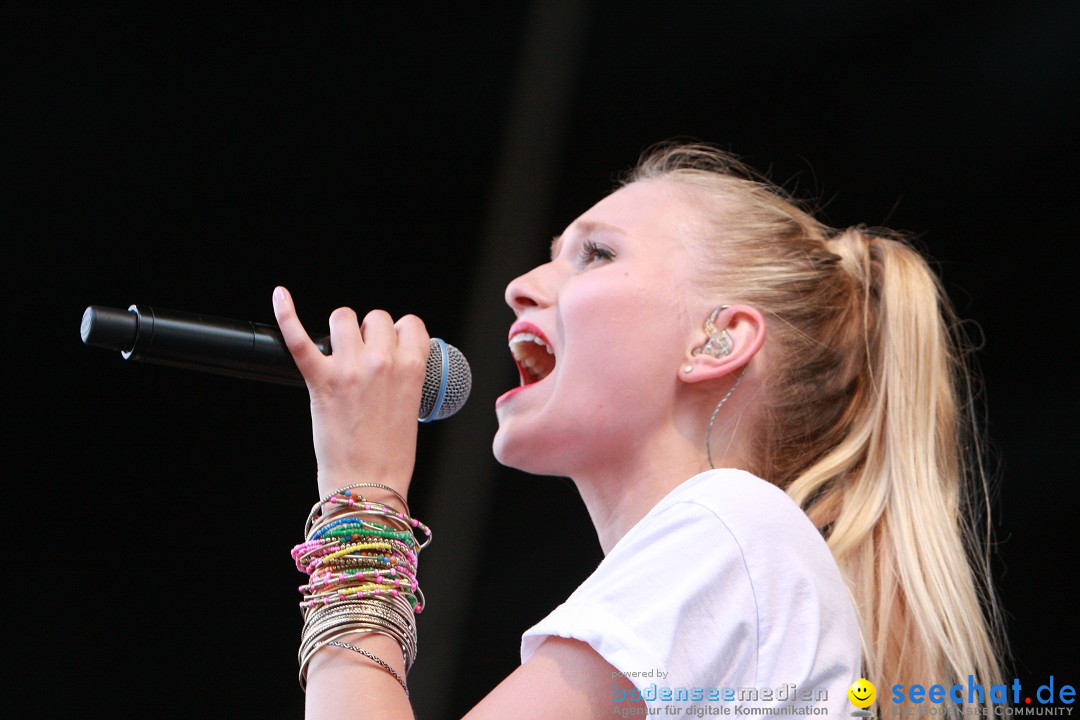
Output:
[{"xmin": 520, "ymin": 468, "xmax": 862, "ymax": 716}]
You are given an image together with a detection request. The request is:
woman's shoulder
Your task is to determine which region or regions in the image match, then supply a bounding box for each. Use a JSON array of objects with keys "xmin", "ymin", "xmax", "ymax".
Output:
[
  {"xmin": 632, "ymin": 468, "xmax": 825, "ymax": 551},
  {"xmin": 618, "ymin": 467, "xmax": 856, "ymax": 625},
  {"xmin": 656, "ymin": 467, "xmax": 799, "ymax": 512}
]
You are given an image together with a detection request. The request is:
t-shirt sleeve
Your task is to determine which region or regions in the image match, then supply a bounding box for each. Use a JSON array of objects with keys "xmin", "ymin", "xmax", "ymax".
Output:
[{"xmin": 520, "ymin": 499, "xmax": 760, "ymax": 695}]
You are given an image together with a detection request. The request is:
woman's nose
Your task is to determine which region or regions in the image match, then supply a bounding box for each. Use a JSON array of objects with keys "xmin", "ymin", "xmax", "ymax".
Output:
[{"xmin": 504, "ymin": 263, "xmax": 553, "ymax": 314}]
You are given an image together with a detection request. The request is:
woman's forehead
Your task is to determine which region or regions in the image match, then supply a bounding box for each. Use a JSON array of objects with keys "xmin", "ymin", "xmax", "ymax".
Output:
[{"xmin": 564, "ymin": 181, "xmax": 708, "ymax": 242}]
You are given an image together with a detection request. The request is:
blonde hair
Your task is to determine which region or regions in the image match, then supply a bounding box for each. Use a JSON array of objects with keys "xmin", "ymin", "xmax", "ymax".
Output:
[{"xmin": 628, "ymin": 142, "xmax": 1006, "ymax": 706}]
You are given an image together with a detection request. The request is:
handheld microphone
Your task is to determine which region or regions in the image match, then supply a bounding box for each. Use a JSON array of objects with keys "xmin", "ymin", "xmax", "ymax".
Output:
[{"xmin": 80, "ymin": 304, "xmax": 471, "ymax": 422}]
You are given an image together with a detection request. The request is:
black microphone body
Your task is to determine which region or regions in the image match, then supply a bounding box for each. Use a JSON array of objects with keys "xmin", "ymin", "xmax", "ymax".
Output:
[{"xmin": 80, "ymin": 304, "xmax": 471, "ymax": 421}]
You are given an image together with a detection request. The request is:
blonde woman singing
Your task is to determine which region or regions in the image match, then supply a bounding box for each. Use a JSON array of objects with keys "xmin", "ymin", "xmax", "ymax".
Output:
[{"xmin": 275, "ymin": 142, "xmax": 1005, "ymax": 719}]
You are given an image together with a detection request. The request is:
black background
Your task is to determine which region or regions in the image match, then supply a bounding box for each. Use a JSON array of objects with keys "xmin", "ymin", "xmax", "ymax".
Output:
[{"xmin": 6, "ymin": 2, "xmax": 1079, "ymax": 717}]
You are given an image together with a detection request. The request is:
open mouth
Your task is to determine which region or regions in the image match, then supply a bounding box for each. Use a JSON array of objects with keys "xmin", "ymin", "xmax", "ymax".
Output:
[{"xmin": 509, "ymin": 330, "xmax": 555, "ymax": 386}]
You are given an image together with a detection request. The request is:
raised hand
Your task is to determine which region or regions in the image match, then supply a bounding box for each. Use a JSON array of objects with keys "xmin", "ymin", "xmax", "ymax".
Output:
[{"xmin": 272, "ymin": 286, "xmax": 430, "ymax": 506}]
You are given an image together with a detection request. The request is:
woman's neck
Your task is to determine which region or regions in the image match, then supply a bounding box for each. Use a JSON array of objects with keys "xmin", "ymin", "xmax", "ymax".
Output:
[
  {"xmin": 570, "ymin": 431, "xmax": 710, "ymax": 555},
  {"xmin": 571, "ymin": 400, "xmax": 758, "ymax": 553}
]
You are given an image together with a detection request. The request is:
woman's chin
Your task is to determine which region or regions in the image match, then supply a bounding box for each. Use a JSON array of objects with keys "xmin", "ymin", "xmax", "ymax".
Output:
[
  {"xmin": 492, "ymin": 426, "xmax": 528, "ymax": 471},
  {"xmin": 492, "ymin": 426, "xmax": 564, "ymax": 477}
]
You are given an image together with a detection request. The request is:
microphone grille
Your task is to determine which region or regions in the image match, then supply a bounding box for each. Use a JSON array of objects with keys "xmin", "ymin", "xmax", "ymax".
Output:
[{"xmin": 420, "ymin": 338, "xmax": 472, "ymax": 421}]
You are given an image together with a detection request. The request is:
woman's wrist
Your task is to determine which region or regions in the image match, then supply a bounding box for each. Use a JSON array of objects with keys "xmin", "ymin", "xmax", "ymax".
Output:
[{"xmin": 316, "ymin": 474, "xmax": 411, "ymax": 515}]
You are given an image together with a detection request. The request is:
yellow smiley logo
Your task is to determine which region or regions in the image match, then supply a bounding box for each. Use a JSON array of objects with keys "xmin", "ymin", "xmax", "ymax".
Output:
[{"xmin": 848, "ymin": 679, "xmax": 876, "ymax": 708}]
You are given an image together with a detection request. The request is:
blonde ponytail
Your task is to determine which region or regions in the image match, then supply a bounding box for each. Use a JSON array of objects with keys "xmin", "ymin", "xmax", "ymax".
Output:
[
  {"xmin": 788, "ymin": 228, "xmax": 1004, "ymax": 703},
  {"xmin": 628, "ymin": 143, "xmax": 1006, "ymax": 708}
]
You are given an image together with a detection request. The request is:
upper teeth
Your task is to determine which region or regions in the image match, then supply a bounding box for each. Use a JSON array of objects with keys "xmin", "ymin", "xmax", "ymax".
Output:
[
  {"xmin": 509, "ymin": 332, "xmax": 555, "ymax": 383},
  {"xmin": 508, "ymin": 332, "xmax": 554, "ymax": 355}
]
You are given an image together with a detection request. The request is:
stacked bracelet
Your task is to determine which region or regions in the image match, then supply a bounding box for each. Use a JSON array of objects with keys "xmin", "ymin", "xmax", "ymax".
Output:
[{"xmin": 292, "ymin": 484, "xmax": 430, "ymax": 694}]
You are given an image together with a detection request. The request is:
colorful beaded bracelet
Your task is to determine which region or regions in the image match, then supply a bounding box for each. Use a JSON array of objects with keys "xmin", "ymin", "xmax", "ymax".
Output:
[{"xmin": 296, "ymin": 484, "xmax": 430, "ymax": 693}]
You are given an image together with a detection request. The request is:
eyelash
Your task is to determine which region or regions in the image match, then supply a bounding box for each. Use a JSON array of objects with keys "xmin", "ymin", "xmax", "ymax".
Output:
[{"xmin": 579, "ymin": 239, "xmax": 615, "ymax": 264}]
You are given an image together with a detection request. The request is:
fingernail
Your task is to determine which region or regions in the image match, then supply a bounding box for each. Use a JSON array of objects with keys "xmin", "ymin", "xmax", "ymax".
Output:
[{"xmin": 274, "ymin": 286, "xmax": 285, "ymax": 303}]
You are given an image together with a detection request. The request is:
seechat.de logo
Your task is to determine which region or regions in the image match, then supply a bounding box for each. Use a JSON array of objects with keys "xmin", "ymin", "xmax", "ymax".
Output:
[{"xmin": 890, "ymin": 676, "xmax": 1074, "ymax": 716}]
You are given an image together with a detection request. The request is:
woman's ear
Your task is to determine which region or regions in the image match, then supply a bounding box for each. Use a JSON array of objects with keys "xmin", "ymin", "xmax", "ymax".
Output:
[{"xmin": 679, "ymin": 304, "xmax": 766, "ymax": 383}]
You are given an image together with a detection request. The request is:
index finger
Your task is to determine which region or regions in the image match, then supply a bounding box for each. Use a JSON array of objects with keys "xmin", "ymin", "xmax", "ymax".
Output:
[{"xmin": 272, "ymin": 286, "xmax": 327, "ymax": 382}]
